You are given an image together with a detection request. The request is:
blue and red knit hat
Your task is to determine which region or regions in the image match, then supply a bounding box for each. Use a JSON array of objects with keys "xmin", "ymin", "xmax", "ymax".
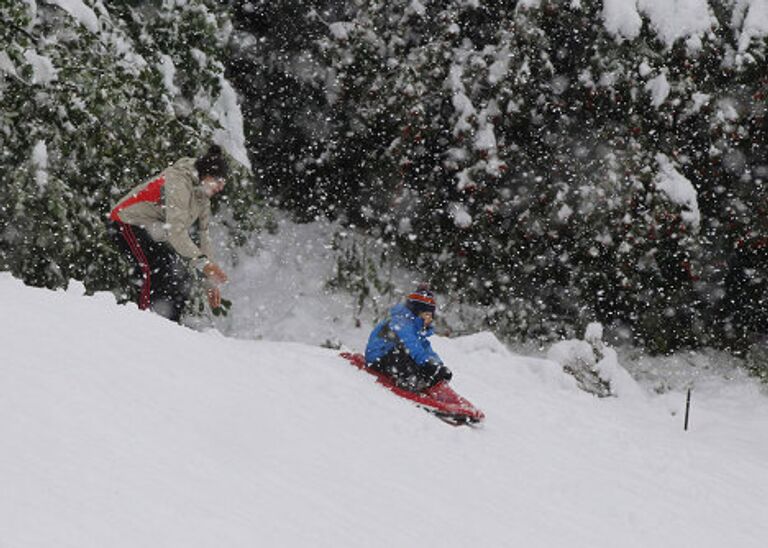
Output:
[{"xmin": 406, "ymin": 286, "xmax": 437, "ymax": 316}]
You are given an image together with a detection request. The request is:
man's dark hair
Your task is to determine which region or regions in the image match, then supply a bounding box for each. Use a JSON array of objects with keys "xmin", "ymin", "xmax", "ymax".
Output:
[{"xmin": 195, "ymin": 144, "xmax": 229, "ymax": 179}]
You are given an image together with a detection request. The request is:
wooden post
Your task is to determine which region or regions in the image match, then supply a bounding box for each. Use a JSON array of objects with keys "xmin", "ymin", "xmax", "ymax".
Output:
[{"xmin": 684, "ymin": 388, "xmax": 692, "ymax": 431}]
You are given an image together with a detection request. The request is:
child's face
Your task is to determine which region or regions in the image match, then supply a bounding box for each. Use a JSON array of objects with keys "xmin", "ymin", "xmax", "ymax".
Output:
[{"xmin": 419, "ymin": 311, "xmax": 433, "ymax": 327}]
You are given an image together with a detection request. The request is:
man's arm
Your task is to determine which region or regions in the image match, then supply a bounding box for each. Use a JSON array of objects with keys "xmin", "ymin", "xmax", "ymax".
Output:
[
  {"xmin": 198, "ymin": 199, "xmax": 214, "ymax": 260},
  {"xmin": 164, "ymin": 180, "xmax": 204, "ymax": 260}
]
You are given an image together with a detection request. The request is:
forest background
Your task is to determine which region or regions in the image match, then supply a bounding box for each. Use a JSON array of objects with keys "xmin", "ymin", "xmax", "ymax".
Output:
[{"xmin": 2, "ymin": 0, "xmax": 768, "ymax": 372}]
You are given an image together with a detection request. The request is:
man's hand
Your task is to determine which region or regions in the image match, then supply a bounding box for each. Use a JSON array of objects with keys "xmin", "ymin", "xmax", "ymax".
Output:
[
  {"xmin": 202, "ymin": 261, "xmax": 228, "ymax": 284},
  {"xmin": 207, "ymin": 286, "xmax": 222, "ymax": 309}
]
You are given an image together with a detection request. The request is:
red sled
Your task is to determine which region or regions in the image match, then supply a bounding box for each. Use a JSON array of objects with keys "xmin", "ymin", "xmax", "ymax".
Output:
[{"xmin": 340, "ymin": 352, "xmax": 485, "ymax": 426}]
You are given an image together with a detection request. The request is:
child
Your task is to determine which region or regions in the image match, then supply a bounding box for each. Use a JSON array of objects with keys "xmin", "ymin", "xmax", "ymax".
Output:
[{"xmin": 365, "ymin": 286, "xmax": 452, "ymax": 392}]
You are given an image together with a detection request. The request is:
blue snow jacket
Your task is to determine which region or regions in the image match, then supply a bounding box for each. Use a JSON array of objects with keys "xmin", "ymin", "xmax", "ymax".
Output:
[{"xmin": 365, "ymin": 302, "xmax": 442, "ymax": 366}]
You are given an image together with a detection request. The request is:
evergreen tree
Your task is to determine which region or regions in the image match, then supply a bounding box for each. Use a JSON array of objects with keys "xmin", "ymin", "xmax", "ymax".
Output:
[
  {"xmin": 225, "ymin": 0, "xmax": 338, "ymax": 217},
  {"xmin": 252, "ymin": 0, "xmax": 766, "ymax": 352},
  {"xmin": 0, "ymin": 0, "xmax": 253, "ymax": 296}
]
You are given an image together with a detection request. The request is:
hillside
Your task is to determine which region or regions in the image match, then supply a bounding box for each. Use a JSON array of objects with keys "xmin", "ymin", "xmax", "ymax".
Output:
[{"xmin": 2, "ymin": 273, "xmax": 767, "ymax": 547}]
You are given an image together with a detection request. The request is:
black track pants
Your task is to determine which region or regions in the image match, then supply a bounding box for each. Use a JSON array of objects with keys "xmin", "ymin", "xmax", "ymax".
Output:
[{"xmin": 107, "ymin": 220, "xmax": 192, "ymax": 322}]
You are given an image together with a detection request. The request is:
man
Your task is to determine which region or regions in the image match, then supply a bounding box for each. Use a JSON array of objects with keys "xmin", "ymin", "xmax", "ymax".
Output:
[
  {"xmin": 108, "ymin": 145, "xmax": 229, "ymax": 322},
  {"xmin": 365, "ymin": 286, "xmax": 453, "ymax": 392}
]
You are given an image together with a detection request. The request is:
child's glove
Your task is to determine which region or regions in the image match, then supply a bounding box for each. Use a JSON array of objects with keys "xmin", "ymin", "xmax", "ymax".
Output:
[
  {"xmin": 435, "ymin": 364, "xmax": 453, "ymax": 383},
  {"xmin": 423, "ymin": 359, "xmax": 452, "ymax": 383}
]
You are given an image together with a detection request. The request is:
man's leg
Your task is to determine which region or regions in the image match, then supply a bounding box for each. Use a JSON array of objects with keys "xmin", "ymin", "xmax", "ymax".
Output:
[
  {"xmin": 141, "ymin": 241, "xmax": 193, "ymax": 323},
  {"xmin": 108, "ymin": 221, "xmax": 153, "ymax": 310},
  {"xmin": 107, "ymin": 221, "xmax": 191, "ymax": 322}
]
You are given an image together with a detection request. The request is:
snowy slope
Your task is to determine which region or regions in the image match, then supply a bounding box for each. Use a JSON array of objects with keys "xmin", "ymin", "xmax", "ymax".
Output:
[{"xmin": 2, "ymin": 273, "xmax": 768, "ymax": 548}]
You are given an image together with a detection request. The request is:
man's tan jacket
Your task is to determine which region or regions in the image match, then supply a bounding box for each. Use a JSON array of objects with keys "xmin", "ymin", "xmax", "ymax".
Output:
[{"xmin": 110, "ymin": 158, "xmax": 213, "ymax": 264}]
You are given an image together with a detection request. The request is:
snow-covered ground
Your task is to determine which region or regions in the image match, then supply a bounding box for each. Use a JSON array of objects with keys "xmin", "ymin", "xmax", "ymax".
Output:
[{"xmin": 2, "ymin": 272, "xmax": 768, "ymax": 548}]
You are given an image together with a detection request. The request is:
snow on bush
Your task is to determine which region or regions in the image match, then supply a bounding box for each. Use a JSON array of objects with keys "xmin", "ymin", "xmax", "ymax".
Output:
[{"xmin": 548, "ymin": 322, "xmax": 645, "ymax": 400}]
